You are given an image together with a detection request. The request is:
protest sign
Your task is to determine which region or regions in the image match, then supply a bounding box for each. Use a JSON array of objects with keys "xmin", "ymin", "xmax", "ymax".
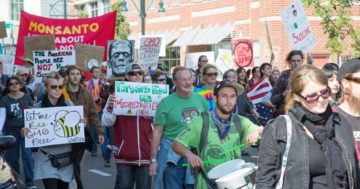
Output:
[
  {"xmin": 113, "ymin": 81, "xmax": 169, "ymax": 117},
  {"xmin": 33, "ymin": 50, "xmax": 75, "ymax": 83},
  {"xmin": 0, "ymin": 22, "xmax": 7, "ymax": 38},
  {"xmin": 231, "ymin": 38, "xmax": 254, "ymax": 67},
  {"xmin": 75, "ymin": 43, "xmax": 104, "ymax": 70},
  {"xmin": 280, "ymin": 0, "xmax": 316, "ymax": 52},
  {"xmin": 15, "ymin": 11, "xmax": 116, "ymax": 66},
  {"xmin": 24, "ymin": 35, "xmax": 55, "ymax": 62},
  {"xmin": 215, "ymin": 49, "xmax": 234, "ymax": 76},
  {"xmin": 0, "ymin": 55, "xmax": 14, "ymax": 75},
  {"xmin": 24, "ymin": 106, "xmax": 85, "ymax": 148},
  {"xmin": 138, "ymin": 36, "xmax": 162, "ymax": 71},
  {"xmin": 107, "ymin": 40, "xmax": 135, "ymax": 78},
  {"xmin": 185, "ymin": 51, "xmax": 214, "ymax": 71}
]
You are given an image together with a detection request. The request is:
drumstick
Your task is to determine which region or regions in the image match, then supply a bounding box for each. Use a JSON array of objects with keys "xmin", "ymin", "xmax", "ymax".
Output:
[
  {"xmin": 218, "ymin": 144, "xmax": 246, "ymax": 156},
  {"xmin": 181, "ymin": 158, "xmax": 226, "ymax": 167}
]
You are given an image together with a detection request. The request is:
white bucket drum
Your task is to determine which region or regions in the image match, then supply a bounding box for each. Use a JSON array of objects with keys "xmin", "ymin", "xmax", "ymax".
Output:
[
  {"xmin": 215, "ymin": 166, "xmax": 255, "ymax": 189},
  {"xmin": 207, "ymin": 159, "xmax": 245, "ymax": 180}
]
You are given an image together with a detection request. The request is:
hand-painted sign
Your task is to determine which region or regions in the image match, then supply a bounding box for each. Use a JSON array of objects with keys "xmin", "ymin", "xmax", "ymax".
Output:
[
  {"xmin": 24, "ymin": 35, "xmax": 56, "ymax": 63},
  {"xmin": 75, "ymin": 43, "xmax": 104, "ymax": 70},
  {"xmin": 138, "ymin": 36, "xmax": 162, "ymax": 71},
  {"xmin": 185, "ymin": 51, "xmax": 215, "ymax": 71},
  {"xmin": 0, "ymin": 55, "xmax": 14, "ymax": 75},
  {"xmin": 215, "ymin": 49, "xmax": 234, "ymax": 76},
  {"xmin": 232, "ymin": 38, "xmax": 254, "ymax": 67},
  {"xmin": 0, "ymin": 22, "xmax": 7, "ymax": 38}
]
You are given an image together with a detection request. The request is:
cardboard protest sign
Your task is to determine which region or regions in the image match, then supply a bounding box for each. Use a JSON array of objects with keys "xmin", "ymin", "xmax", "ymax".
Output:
[
  {"xmin": 113, "ymin": 81, "xmax": 169, "ymax": 117},
  {"xmin": 0, "ymin": 55, "xmax": 14, "ymax": 75},
  {"xmin": 185, "ymin": 51, "xmax": 214, "ymax": 71},
  {"xmin": 33, "ymin": 50, "xmax": 75, "ymax": 83},
  {"xmin": 107, "ymin": 40, "xmax": 135, "ymax": 78},
  {"xmin": 215, "ymin": 49, "xmax": 234, "ymax": 76},
  {"xmin": 75, "ymin": 43, "xmax": 104, "ymax": 70},
  {"xmin": 231, "ymin": 38, "xmax": 254, "ymax": 67},
  {"xmin": 0, "ymin": 22, "xmax": 7, "ymax": 38},
  {"xmin": 280, "ymin": 0, "xmax": 316, "ymax": 52},
  {"xmin": 24, "ymin": 35, "xmax": 55, "ymax": 62},
  {"xmin": 24, "ymin": 106, "xmax": 85, "ymax": 148},
  {"xmin": 138, "ymin": 36, "xmax": 162, "ymax": 71},
  {"xmin": 15, "ymin": 11, "xmax": 116, "ymax": 66}
]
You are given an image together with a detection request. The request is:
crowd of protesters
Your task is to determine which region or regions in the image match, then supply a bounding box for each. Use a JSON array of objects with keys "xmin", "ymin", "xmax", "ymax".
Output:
[{"xmin": 1, "ymin": 49, "xmax": 360, "ymax": 189}]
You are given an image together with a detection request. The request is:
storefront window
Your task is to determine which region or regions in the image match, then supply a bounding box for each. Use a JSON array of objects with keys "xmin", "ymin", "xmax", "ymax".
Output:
[{"xmin": 159, "ymin": 47, "xmax": 180, "ymax": 77}]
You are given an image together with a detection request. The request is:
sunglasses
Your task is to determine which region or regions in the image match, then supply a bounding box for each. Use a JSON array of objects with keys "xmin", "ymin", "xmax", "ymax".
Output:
[
  {"xmin": 206, "ymin": 72, "xmax": 218, "ymax": 77},
  {"xmin": 128, "ymin": 70, "xmax": 144, "ymax": 76},
  {"xmin": 344, "ymin": 76, "xmax": 360, "ymax": 84},
  {"xmin": 9, "ymin": 82, "xmax": 20, "ymax": 86},
  {"xmin": 50, "ymin": 85, "xmax": 64, "ymax": 90},
  {"xmin": 297, "ymin": 87, "xmax": 331, "ymax": 103}
]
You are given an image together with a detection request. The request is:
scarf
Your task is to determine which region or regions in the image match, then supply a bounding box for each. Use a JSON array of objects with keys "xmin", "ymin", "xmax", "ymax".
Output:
[
  {"xmin": 291, "ymin": 103, "xmax": 348, "ymax": 189},
  {"xmin": 41, "ymin": 93, "xmax": 67, "ymax": 108},
  {"xmin": 210, "ymin": 110, "xmax": 233, "ymax": 140}
]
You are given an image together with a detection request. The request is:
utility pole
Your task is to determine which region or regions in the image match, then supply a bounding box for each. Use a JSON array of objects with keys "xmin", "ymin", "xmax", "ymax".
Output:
[
  {"xmin": 140, "ymin": 0, "xmax": 146, "ymax": 35},
  {"xmin": 64, "ymin": 0, "xmax": 67, "ymax": 19}
]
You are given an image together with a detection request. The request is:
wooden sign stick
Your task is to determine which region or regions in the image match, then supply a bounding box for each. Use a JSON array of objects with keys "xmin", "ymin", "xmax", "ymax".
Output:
[{"xmin": 265, "ymin": 21, "xmax": 274, "ymax": 64}]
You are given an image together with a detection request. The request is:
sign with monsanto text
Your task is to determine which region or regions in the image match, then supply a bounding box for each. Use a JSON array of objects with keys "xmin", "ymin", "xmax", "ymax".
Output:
[
  {"xmin": 113, "ymin": 81, "xmax": 169, "ymax": 117},
  {"xmin": 280, "ymin": 0, "xmax": 316, "ymax": 52},
  {"xmin": 138, "ymin": 36, "xmax": 162, "ymax": 71},
  {"xmin": 231, "ymin": 38, "xmax": 254, "ymax": 67}
]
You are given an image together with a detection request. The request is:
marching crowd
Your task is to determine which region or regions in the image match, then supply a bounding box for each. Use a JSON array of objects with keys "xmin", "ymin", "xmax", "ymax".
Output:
[{"xmin": 0, "ymin": 49, "xmax": 360, "ymax": 189}]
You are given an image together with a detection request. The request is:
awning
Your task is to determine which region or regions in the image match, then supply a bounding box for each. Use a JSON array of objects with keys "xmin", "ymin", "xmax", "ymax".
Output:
[{"xmin": 172, "ymin": 27, "xmax": 200, "ymax": 46}]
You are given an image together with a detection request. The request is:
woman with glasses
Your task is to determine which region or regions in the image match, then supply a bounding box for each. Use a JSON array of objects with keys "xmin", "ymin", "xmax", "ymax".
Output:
[
  {"xmin": 0, "ymin": 76, "xmax": 36, "ymax": 188},
  {"xmin": 28, "ymin": 71, "xmax": 74, "ymax": 189},
  {"xmin": 194, "ymin": 64, "xmax": 219, "ymax": 111},
  {"xmin": 256, "ymin": 65, "xmax": 358, "ymax": 188}
]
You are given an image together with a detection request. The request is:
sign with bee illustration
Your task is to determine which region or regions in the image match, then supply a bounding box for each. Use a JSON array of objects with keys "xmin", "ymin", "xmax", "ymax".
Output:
[{"xmin": 24, "ymin": 106, "xmax": 85, "ymax": 148}]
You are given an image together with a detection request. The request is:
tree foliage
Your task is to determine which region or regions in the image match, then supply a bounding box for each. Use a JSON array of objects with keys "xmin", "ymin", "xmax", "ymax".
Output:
[
  {"xmin": 302, "ymin": 0, "xmax": 360, "ymax": 57},
  {"xmin": 111, "ymin": 2, "xmax": 131, "ymax": 40}
]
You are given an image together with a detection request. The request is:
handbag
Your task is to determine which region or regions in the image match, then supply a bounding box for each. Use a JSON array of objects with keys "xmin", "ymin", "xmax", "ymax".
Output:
[{"xmin": 41, "ymin": 150, "xmax": 73, "ymax": 169}]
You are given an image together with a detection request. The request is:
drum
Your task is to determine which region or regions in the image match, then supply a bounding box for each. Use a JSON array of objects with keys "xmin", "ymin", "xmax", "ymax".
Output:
[{"xmin": 207, "ymin": 159, "xmax": 245, "ymax": 180}]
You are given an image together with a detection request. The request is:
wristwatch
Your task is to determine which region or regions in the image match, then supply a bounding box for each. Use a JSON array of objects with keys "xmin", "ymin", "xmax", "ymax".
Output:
[{"xmin": 150, "ymin": 158, "xmax": 157, "ymax": 164}]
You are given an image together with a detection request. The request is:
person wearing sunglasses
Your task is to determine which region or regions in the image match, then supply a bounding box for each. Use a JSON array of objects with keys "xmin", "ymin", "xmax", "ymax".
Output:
[
  {"xmin": 151, "ymin": 70, "xmax": 167, "ymax": 85},
  {"xmin": 194, "ymin": 64, "xmax": 219, "ymax": 111},
  {"xmin": 0, "ymin": 76, "xmax": 36, "ymax": 188},
  {"xmin": 256, "ymin": 65, "xmax": 359, "ymax": 189}
]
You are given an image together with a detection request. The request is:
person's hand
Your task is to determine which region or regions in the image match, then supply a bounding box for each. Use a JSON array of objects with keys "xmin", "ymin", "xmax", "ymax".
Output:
[
  {"xmin": 185, "ymin": 152, "xmax": 203, "ymax": 168},
  {"xmin": 81, "ymin": 118, "xmax": 87, "ymax": 126},
  {"xmin": 149, "ymin": 162, "xmax": 158, "ymax": 176},
  {"xmin": 21, "ymin": 128, "xmax": 30, "ymax": 138},
  {"xmin": 246, "ymin": 128, "xmax": 263, "ymax": 145},
  {"xmin": 107, "ymin": 94, "xmax": 116, "ymax": 113},
  {"xmin": 98, "ymin": 135, "xmax": 105, "ymax": 145},
  {"xmin": 252, "ymin": 109, "xmax": 260, "ymax": 119}
]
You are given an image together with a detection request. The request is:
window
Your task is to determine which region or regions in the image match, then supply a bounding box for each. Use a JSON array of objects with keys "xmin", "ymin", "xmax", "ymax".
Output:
[
  {"xmin": 90, "ymin": 2, "xmax": 98, "ymax": 17},
  {"xmin": 103, "ymin": 0, "xmax": 110, "ymax": 13},
  {"xmin": 159, "ymin": 47, "xmax": 180, "ymax": 77},
  {"xmin": 10, "ymin": 0, "xmax": 24, "ymax": 21}
]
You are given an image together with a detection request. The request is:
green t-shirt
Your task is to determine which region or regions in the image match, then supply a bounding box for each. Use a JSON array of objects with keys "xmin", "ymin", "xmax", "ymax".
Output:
[
  {"xmin": 175, "ymin": 112, "xmax": 260, "ymax": 189},
  {"xmin": 153, "ymin": 92, "xmax": 208, "ymax": 141}
]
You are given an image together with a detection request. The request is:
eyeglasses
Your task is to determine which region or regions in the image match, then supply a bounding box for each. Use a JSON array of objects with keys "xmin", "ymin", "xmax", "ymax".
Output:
[
  {"xmin": 50, "ymin": 85, "xmax": 64, "ymax": 90},
  {"xmin": 297, "ymin": 87, "xmax": 331, "ymax": 104},
  {"xmin": 19, "ymin": 73, "xmax": 29, "ymax": 77},
  {"xmin": 157, "ymin": 78, "xmax": 166, "ymax": 82},
  {"xmin": 128, "ymin": 70, "xmax": 144, "ymax": 76},
  {"xmin": 344, "ymin": 76, "xmax": 360, "ymax": 84},
  {"xmin": 9, "ymin": 82, "xmax": 20, "ymax": 86},
  {"xmin": 206, "ymin": 72, "xmax": 218, "ymax": 77}
]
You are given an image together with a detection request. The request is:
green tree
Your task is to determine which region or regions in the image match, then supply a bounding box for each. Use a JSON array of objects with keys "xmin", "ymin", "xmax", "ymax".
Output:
[
  {"xmin": 302, "ymin": 0, "xmax": 360, "ymax": 57},
  {"xmin": 111, "ymin": 2, "xmax": 131, "ymax": 40}
]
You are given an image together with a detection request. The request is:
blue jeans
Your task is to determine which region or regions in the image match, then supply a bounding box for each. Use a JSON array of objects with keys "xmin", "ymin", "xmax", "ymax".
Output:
[
  {"xmin": 101, "ymin": 126, "xmax": 113, "ymax": 162},
  {"xmin": 164, "ymin": 157, "xmax": 194, "ymax": 189},
  {"xmin": 114, "ymin": 164, "xmax": 151, "ymax": 189},
  {"xmin": 153, "ymin": 138, "xmax": 171, "ymax": 189},
  {"xmin": 4, "ymin": 129, "xmax": 34, "ymax": 186}
]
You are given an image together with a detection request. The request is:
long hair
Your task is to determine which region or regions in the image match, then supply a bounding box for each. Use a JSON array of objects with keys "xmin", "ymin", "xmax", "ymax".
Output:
[{"xmin": 284, "ymin": 65, "xmax": 328, "ymax": 112}]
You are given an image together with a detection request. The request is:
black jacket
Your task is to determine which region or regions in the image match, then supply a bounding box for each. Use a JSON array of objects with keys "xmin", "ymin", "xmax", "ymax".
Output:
[{"xmin": 255, "ymin": 108, "xmax": 359, "ymax": 189}]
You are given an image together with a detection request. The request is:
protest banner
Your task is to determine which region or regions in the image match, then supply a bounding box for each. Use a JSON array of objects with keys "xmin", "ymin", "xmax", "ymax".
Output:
[
  {"xmin": 232, "ymin": 38, "xmax": 254, "ymax": 67},
  {"xmin": 75, "ymin": 43, "xmax": 104, "ymax": 70},
  {"xmin": 215, "ymin": 49, "xmax": 234, "ymax": 77},
  {"xmin": 15, "ymin": 11, "xmax": 116, "ymax": 66},
  {"xmin": 185, "ymin": 51, "xmax": 215, "ymax": 71},
  {"xmin": 138, "ymin": 36, "xmax": 162, "ymax": 71},
  {"xmin": 33, "ymin": 50, "xmax": 75, "ymax": 83},
  {"xmin": 24, "ymin": 35, "xmax": 55, "ymax": 63},
  {"xmin": 24, "ymin": 106, "xmax": 85, "ymax": 148},
  {"xmin": 0, "ymin": 22, "xmax": 7, "ymax": 38},
  {"xmin": 280, "ymin": 0, "xmax": 316, "ymax": 52},
  {"xmin": 0, "ymin": 55, "xmax": 14, "ymax": 75},
  {"xmin": 107, "ymin": 40, "xmax": 135, "ymax": 78},
  {"xmin": 113, "ymin": 81, "xmax": 169, "ymax": 117}
]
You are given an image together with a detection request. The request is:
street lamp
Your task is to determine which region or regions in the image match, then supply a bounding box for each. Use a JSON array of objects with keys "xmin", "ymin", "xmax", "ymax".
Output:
[{"xmin": 120, "ymin": 0, "xmax": 166, "ymax": 35}]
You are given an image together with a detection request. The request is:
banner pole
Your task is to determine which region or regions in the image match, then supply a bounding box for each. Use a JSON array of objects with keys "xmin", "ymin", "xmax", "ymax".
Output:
[
  {"xmin": 1, "ymin": 38, "xmax": 6, "ymax": 55},
  {"xmin": 265, "ymin": 21, "xmax": 274, "ymax": 64}
]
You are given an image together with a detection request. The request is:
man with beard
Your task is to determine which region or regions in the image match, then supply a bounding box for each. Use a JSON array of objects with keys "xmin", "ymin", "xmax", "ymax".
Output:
[
  {"xmin": 336, "ymin": 59, "xmax": 360, "ymax": 158},
  {"xmin": 172, "ymin": 81, "xmax": 263, "ymax": 189},
  {"xmin": 108, "ymin": 40, "xmax": 134, "ymax": 77}
]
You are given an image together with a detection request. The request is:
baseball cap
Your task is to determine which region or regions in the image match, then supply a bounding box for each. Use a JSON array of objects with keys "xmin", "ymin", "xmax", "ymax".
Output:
[
  {"xmin": 125, "ymin": 63, "xmax": 142, "ymax": 75},
  {"xmin": 214, "ymin": 81, "xmax": 244, "ymax": 96},
  {"xmin": 338, "ymin": 59, "xmax": 360, "ymax": 81}
]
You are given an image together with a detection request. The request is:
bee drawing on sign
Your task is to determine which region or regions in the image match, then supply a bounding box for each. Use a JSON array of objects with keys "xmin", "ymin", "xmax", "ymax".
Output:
[{"xmin": 52, "ymin": 110, "xmax": 81, "ymax": 138}]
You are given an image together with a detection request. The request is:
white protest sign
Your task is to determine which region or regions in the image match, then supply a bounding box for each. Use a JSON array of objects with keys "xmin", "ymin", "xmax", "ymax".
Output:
[
  {"xmin": 0, "ymin": 55, "xmax": 14, "ymax": 75},
  {"xmin": 280, "ymin": 0, "xmax": 316, "ymax": 52},
  {"xmin": 33, "ymin": 50, "xmax": 75, "ymax": 83},
  {"xmin": 138, "ymin": 36, "xmax": 162, "ymax": 71},
  {"xmin": 214, "ymin": 49, "xmax": 234, "ymax": 76},
  {"xmin": 185, "ymin": 51, "xmax": 215, "ymax": 71},
  {"xmin": 113, "ymin": 81, "xmax": 169, "ymax": 117},
  {"xmin": 24, "ymin": 106, "xmax": 85, "ymax": 148}
]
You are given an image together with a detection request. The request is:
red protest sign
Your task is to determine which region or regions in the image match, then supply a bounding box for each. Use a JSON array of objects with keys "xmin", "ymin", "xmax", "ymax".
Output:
[
  {"xmin": 231, "ymin": 38, "xmax": 254, "ymax": 67},
  {"xmin": 15, "ymin": 11, "xmax": 116, "ymax": 65}
]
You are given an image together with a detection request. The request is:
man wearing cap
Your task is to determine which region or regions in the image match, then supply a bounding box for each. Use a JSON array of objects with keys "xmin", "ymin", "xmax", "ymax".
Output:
[
  {"xmin": 172, "ymin": 81, "xmax": 263, "ymax": 189},
  {"xmin": 102, "ymin": 64, "xmax": 153, "ymax": 189},
  {"xmin": 108, "ymin": 40, "xmax": 134, "ymax": 77},
  {"xmin": 336, "ymin": 59, "xmax": 360, "ymax": 161}
]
